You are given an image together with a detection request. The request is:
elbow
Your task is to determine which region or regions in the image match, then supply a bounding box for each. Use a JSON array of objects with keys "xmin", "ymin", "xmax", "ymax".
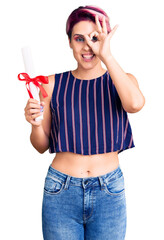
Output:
[
  {"xmin": 38, "ymin": 148, "xmax": 47, "ymax": 154},
  {"xmin": 134, "ymin": 94, "xmax": 146, "ymax": 112},
  {"xmin": 125, "ymin": 95, "xmax": 146, "ymax": 113},
  {"xmin": 34, "ymin": 145, "xmax": 49, "ymax": 154},
  {"xmin": 33, "ymin": 146, "xmax": 48, "ymax": 154}
]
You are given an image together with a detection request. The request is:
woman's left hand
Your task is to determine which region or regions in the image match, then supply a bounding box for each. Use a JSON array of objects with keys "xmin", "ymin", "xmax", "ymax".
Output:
[{"xmin": 84, "ymin": 15, "xmax": 119, "ymax": 62}]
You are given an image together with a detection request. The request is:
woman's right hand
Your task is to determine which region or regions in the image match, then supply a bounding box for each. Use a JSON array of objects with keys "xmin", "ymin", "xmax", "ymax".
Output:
[{"xmin": 24, "ymin": 98, "xmax": 45, "ymax": 127}]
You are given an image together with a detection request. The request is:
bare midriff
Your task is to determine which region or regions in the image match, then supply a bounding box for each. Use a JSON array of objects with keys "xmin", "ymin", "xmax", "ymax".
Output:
[{"xmin": 51, "ymin": 150, "xmax": 119, "ymax": 178}]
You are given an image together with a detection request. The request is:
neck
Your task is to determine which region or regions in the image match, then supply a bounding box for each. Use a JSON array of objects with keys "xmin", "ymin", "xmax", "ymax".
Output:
[{"xmin": 73, "ymin": 63, "xmax": 106, "ymax": 80}]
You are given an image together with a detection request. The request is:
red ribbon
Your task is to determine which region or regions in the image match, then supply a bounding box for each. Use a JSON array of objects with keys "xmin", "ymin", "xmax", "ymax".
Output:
[{"xmin": 17, "ymin": 73, "xmax": 49, "ymax": 98}]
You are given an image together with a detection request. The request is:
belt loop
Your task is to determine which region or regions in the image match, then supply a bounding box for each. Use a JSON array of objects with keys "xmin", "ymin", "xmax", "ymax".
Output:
[
  {"xmin": 64, "ymin": 176, "xmax": 71, "ymax": 190},
  {"xmin": 98, "ymin": 176, "xmax": 105, "ymax": 190}
]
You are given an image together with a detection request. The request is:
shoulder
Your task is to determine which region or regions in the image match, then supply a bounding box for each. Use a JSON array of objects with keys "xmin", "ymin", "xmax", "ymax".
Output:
[
  {"xmin": 47, "ymin": 74, "xmax": 55, "ymax": 93},
  {"xmin": 40, "ymin": 70, "xmax": 69, "ymax": 100},
  {"xmin": 39, "ymin": 74, "xmax": 55, "ymax": 101}
]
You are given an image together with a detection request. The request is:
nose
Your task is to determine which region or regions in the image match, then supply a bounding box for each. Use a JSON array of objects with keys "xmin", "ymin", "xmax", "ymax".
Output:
[{"xmin": 83, "ymin": 41, "xmax": 91, "ymax": 51}]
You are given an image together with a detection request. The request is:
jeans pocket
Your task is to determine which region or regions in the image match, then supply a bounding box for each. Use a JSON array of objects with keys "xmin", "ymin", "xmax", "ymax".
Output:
[
  {"xmin": 104, "ymin": 172, "xmax": 125, "ymax": 196},
  {"xmin": 44, "ymin": 174, "xmax": 64, "ymax": 195}
]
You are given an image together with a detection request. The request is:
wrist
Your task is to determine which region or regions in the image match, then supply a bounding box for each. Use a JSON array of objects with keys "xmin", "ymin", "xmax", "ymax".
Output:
[
  {"xmin": 31, "ymin": 123, "xmax": 43, "ymax": 132},
  {"xmin": 31, "ymin": 124, "xmax": 48, "ymax": 142},
  {"xmin": 101, "ymin": 54, "xmax": 114, "ymax": 65}
]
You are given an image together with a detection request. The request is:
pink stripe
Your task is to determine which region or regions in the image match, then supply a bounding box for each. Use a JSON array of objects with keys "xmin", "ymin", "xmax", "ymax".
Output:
[
  {"xmin": 64, "ymin": 71, "xmax": 70, "ymax": 151},
  {"xmin": 116, "ymin": 109, "xmax": 119, "ymax": 143},
  {"xmin": 120, "ymin": 108, "xmax": 124, "ymax": 149},
  {"xmin": 50, "ymin": 100, "xmax": 57, "ymax": 149},
  {"xmin": 72, "ymin": 78, "xmax": 76, "ymax": 152},
  {"xmin": 53, "ymin": 114, "xmax": 58, "ymax": 143},
  {"xmin": 56, "ymin": 73, "xmax": 63, "ymax": 151},
  {"xmin": 50, "ymin": 100, "xmax": 58, "ymax": 142},
  {"xmin": 128, "ymin": 135, "xmax": 133, "ymax": 148},
  {"xmin": 101, "ymin": 76, "xmax": 106, "ymax": 152},
  {"xmin": 112, "ymin": 80, "xmax": 119, "ymax": 143},
  {"xmin": 94, "ymin": 79, "xmax": 99, "ymax": 154},
  {"xmin": 124, "ymin": 118, "xmax": 128, "ymax": 140},
  {"xmin": 50, "ymin": 99, "xmax": 57, "ymax": 143},
  {"xmin": 79, "ymin": 81, "xmax": 83, "ymax": 154},
  {"xmin": 86, "ymin": 81, "xmax": 91, "ymax": 155},
  {"xmin": 107, "ymin": 73, "xmax": 114, "ymax": 151}
]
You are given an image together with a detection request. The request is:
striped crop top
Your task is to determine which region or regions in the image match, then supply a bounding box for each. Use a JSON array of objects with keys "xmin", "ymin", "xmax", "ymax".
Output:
[{"xmin": 49, "ymin": 70, "xmax": 135, "ymax": 155}]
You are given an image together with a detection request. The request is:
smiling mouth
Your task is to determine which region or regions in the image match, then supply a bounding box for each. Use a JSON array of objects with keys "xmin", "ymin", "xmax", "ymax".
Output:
[{"xmin": 82, "ymin": 54, "xmax": 95, "ymax": 59}]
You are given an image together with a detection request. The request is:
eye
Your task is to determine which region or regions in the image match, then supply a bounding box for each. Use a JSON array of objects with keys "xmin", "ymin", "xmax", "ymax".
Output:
[
  {"xmin": 75, "ymin": 37, "xmax": 84, "ymax": 42},
  {"xmin": 92, "ymin": 36, "xmax": 98, "ymax": 42}
]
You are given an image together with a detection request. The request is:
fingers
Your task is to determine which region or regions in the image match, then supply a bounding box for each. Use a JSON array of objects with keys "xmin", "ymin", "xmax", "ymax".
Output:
[
  {"xmin": 24, "ymin": 98, "xmax": 44, "ymax": 126},
  {"xmin": 84, "ymin": 34, "xmax": 94, "ymax": 48},
  {"xmin": 28, "ymin": 112, "xmax": 42, "ymax": 121},
  {"xmin": 25, "ymin": 99, "xmax": 45, "ymax": 112},
  {"xmin": 95, "ymin": 15, "xmax": 108, "ymax": 35},
  {"xmin": 85, "ymin": 14, "xmax": 109, "ymax": 44},
  {"xmin": 89, "ymin": 31, "xmax": 99, "ymax": 41},
  {"xmin": 107, "ymin": 24, "xmax": 119, "ymax": 39},
  {"xmin": 95, "ymin": 14, "xmax": 118, "ymax": 38},
  {"xmin": 95, "ymin": 15, "xmax": 102, "ymax": 33},
  {"xmin": 102, "ymin": 16, "xmax": 108, "ymax": 34}
]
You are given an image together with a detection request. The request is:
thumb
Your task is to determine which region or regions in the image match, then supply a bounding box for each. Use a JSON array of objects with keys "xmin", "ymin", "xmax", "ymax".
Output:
[{"xmin": 108, "ymin": 24, "xmax": 119, "ymax": 39}]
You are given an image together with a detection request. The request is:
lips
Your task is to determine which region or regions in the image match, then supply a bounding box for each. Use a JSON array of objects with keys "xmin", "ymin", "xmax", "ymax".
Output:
[
  {"xmin": 82, "ymin": 54, "xmax": 95, "ymax": 61},
  {"xmin": 82, "ymin": 54, "xmax": 94, "ymax": 59}
]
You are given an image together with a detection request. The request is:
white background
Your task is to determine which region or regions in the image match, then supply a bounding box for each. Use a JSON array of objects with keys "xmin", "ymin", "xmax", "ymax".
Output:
[{"xmin": 1, "ymin": 0, "xmax": 164, "ymax": 239}]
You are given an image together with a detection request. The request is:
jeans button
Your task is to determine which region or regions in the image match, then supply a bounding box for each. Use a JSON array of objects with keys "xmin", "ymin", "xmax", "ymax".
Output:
[{"xmin": 82, "ymin": 179, "xmax": 89, "ymax": 188}]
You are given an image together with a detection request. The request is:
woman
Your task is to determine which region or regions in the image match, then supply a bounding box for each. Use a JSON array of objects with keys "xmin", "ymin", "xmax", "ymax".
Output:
[{"xmin": 24, "ymin": 5, "xmax": 145, "ymax": 240}]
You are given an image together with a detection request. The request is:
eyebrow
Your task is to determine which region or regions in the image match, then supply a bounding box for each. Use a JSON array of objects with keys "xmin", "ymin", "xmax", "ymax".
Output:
[{"xmin": 73, "ymin": 34, "xmax": 84, "ymax": 37}]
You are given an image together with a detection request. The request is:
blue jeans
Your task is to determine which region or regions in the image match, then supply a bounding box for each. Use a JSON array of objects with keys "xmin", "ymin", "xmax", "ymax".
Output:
[{"xmin": 42, "ymin": 164, "xmax": 127, "ymax": 240}]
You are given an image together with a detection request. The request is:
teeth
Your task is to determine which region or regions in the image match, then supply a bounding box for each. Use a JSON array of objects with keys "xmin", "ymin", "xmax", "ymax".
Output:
[{"xmin": 82, "ymin": 55, "xmax": 94, "ymax": 59}]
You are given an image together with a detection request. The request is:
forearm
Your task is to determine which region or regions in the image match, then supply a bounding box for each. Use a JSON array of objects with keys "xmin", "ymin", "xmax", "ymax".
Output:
[
  {"xmin": 30, "ymin": 125, "xmax": 49, "ymax": 153},
  {"xmin": 103, "ymin": 55, "xmax": 145, "ymax": 113}
]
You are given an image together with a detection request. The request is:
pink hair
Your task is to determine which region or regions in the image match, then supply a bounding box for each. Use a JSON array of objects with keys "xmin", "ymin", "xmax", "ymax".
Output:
[{"xmin": 66, "ymin": 5, "xmax": 111, "ymax": 41}]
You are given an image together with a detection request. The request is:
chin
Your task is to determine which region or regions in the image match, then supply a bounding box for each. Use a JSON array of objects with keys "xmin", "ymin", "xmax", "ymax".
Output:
[{"xmin": 77, "ymin": 58, "xmax": 100, "ymax": 70}]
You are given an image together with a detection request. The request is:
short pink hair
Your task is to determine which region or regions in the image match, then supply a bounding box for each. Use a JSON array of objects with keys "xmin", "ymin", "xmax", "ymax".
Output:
[{"xmin": 66, "ymin": 5, "xmax": 111, "ymax": 41}]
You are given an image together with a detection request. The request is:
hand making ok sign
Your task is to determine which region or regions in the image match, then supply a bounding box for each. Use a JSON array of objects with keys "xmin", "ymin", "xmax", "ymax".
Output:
[{"xmin": 84, "ymin": 15, "xmax": 119, "ymax": 62}]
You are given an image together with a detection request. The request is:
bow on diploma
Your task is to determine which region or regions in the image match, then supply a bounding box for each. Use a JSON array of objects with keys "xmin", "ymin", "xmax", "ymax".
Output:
[{"xmin": 17, "ymin": 72, "xmax": 49, "ymax": 98}]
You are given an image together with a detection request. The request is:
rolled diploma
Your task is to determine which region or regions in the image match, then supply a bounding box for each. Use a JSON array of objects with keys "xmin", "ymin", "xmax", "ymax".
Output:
[{"xmin": 21, "ymin": 46, "xmax": 43, "ymax": 121}]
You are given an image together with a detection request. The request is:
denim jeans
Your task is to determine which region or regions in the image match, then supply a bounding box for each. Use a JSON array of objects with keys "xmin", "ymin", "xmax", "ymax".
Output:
[{"xmin": 42, "ymin": 164, "xmax": 127, "ymax": 240}]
